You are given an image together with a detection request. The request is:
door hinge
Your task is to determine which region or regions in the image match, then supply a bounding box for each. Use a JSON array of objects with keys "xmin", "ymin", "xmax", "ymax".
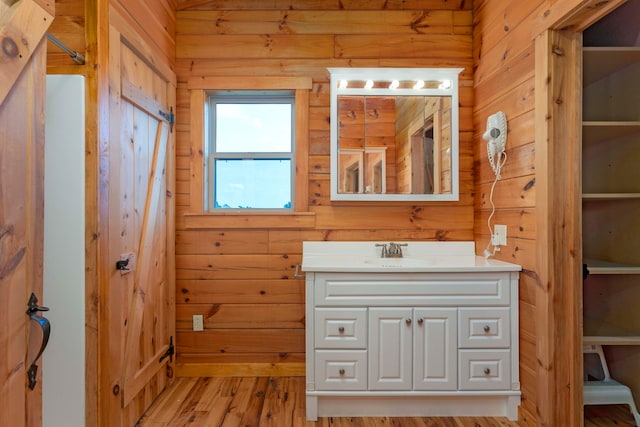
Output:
[
  {"xmin": 159, "ymin": 106, "xmax": 174, "ymax": 133},
  {"xmin": 159, "ymin": 336, "xmax": 174, "ymax": 364}
]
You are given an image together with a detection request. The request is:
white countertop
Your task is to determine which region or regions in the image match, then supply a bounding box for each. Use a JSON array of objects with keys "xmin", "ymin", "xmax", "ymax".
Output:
[{"xmin": 301, "ymin": 241, "xmax": 522, "ymax": 273}]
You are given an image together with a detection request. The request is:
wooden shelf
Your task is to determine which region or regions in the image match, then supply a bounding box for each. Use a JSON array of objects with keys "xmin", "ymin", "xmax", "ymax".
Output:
[
  {"xmin": 583, "ymin": 47, "xmax": 640, "ymax": 87},
  {"xmin": 582, "ymin": 121, "xmax": 640, "ymax": 145},
  {"xmin": 584, "ymin": 324, "xmax": 640, "ymax": 346},
  {"xmin": 584, "ymin": 335, "xmax": 640, "ymax": 346},
  {"xmin": 583, "ymin": 258, "xmax": 640, "ymax": 275},
  {"xmin": 581, "ymin": 20, "xmax": 640, "ymax": 423},
  {"xmin": 582, "ymin": 193, "xmax": 640, "ymax": 200}
]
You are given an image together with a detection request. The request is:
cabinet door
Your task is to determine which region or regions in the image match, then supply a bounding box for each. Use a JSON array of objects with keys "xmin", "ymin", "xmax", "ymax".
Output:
[
  {"xmin": 369, "ymin": 307, "xmax": 413, "ymax": 390},
  {"xmin": 413, "ymin": 308, "xmax": 458, "ymax": 390}
]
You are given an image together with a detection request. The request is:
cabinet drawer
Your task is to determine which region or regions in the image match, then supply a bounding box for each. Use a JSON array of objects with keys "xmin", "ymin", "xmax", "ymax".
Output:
[
  {"xmin": 458, "ymin": 308, "xmax": 510, "ymax": 348},
  {"xmin": 458, "ymin": 349, "xmax": 510, "ymax": 390},
  {"xmin": 314, "ymin": 272, "xmax": 511, "ymax": 307},
  {"xmin": 315, "ymin": 308, "xmax": 367, "ymax": 349},
  {"xmin": 314, "ymin": 350, "xmax": 367, "ymax": 390}
]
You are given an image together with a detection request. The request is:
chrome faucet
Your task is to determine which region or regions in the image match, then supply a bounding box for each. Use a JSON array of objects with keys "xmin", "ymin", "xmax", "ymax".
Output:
[{"xmin": 375, "ymin": 242, "xmax": 408, "ymax": 258}]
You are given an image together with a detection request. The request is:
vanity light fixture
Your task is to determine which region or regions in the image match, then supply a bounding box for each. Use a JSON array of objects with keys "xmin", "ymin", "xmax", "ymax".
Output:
[{"xmin": 335, "ymin": 78, "xmax": 453, "ymax": 90}]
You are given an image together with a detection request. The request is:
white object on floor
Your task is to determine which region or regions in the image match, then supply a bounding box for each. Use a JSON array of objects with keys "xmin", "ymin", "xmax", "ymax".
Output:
[{"xmin": 583, "ymin": 344, "xmax": 640, "ymax": 426}]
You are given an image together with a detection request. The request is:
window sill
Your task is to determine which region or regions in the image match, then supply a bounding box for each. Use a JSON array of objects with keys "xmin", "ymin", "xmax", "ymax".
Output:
[{"xmin": 183, "ymin": 212, "xmax": 316, "ymax": 230}]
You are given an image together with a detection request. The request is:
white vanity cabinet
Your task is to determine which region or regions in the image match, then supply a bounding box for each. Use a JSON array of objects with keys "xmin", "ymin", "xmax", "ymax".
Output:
[{"xmin": 302, "ymin": 241, "xmax": 521, "ymax": 421}]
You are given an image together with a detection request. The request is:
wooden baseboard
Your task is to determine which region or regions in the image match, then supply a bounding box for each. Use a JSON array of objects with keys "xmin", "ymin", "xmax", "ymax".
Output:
[{"xmin": 175, "ymin": 362, "xmax": 306, "ymax": 377}]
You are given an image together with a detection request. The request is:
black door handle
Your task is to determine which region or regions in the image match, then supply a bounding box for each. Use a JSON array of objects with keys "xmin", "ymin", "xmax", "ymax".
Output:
[{"xmin": 26, "ymin": 293, "xmax": 51, "ymax": 390}]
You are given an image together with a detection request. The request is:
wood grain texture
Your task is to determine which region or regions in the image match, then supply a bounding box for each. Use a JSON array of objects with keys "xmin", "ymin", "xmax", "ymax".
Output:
[
  {"xmin": 177, "ymin": 34, "xmax": 334, "ymax": 59},
  {"xmin": 176, "ymin": 0, "xmax": 473, "ymax": 11},
  {"xmin": 95, "ymin": 9, "xmax": 177, "ymax": 426},
  {"xmin": 585, "ymin": 405, "xmax": 637, "ymax": 427},
  {"xmin": 188, "ymin": 89, "xmax": 204, "ymax": 211},
  {"xmin": 473, "ymin": 2, "xmax": 632, "ymax": 426},
  {"xmin": 0, "ymin": 32, "xmax": 47, "ymax": 427},
  {"xmin": 84, "ymin": 0, "xmax": 108, "ymax": 424},
  {"xmin": 137, "ymin": 377, "xmax": 521, "ymax": 426},
  {"xmin": 110, "ymin": 0, "xmax": 176, "ymax": 70},
  {"xmin": 177, "ymin": 10, "xmax": 470, "ymax": 35},
  {"xmin": 175, "ymin": 0, "xmax": 476, "ymax": 410},
  {"xmin": 177, "ymin": 279, "xmax": 304, "ymax": 304},
  {"xmin": 0, "ymin": 0, "xmax": 53, "ymax": 105},
  {"xmin": 472, "ymin": 2, "xmax": 542, "ymax": 425},
  {"xmin": 534, "ymin": 29, "xmax": 583, "ymax": 427},
  {"xmin": 176, "ymin": 303, "xmax": 305, "ymax": 329}
]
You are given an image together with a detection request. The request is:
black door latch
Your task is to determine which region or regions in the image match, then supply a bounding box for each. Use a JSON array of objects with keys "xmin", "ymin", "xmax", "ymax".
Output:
[
  {"xmin": 159, "ymin": 336, "xmax": 174, "ymax": 364},
  {"xmin": 115, "ymin": 258, "xmax": 129, "ymax": 271}
]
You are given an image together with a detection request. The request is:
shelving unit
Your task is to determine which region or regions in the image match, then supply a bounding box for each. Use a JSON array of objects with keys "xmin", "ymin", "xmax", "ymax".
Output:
[
  {"xmin": 581, "ymin": 7, "xmax": 640, "ymax": 425},
  {"xmin": 582, "ymin": 47, "xmax": 640, "ymax": 86}
]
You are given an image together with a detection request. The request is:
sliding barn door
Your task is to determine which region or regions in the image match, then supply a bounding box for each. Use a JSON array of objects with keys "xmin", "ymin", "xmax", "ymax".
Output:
[
  {"xmin": 103, "ymin": 22, "xmax": 176, "ymax": 426},
  {"xmin": 0, "ymin": 1, "xmax": 53, "ymax": 425}
]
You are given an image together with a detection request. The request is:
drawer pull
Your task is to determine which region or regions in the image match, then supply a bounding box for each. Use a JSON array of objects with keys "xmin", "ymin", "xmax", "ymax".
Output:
[
  {"xmin": 406, "ymin": 318, "xmax": 412, "ymax": 325},
  {"xmin": 484, "ymin": 325, "xmax": 491, "ymax": 333},
  {"xmin": 338, "ymin": 326, "xmax": 345, "ymax": 333},
  {"xmin": 484, "ymin": 368, "xmax": 491, "ymax": 375},
  {"xmin": 339, "ymin": 369, "xmax": 345, "ymax": 376},
  {"xmin": 417, "ymin": 318, "xmax": 423, "ymax": 325}
]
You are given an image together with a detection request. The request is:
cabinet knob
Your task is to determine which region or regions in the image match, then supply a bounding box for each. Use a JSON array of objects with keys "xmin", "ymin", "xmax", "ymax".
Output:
[
  {"xmin": 417, "ymin": 318, "xmax": 423, "ymax": 325},
  {"xmin": 338, "ymin": 326, "xmax": 345, "ymax": 333},
  {"xmin": 484, "ymin": 325, "xmax": 491, "ymax": 333},
  {"xmin": 406, "ymin": 318, "xmax": 412, "ymax": 325},
  {"xmin": 484, "ymin": 368, "xmax": 491, "ymax": 375},
  {"xmin": 339, "ymin": 369, "xmax": 345, "ymax": 376}
]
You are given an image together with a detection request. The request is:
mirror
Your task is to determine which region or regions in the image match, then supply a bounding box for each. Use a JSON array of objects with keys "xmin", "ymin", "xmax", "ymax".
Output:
[{"xmin": 329, "ymin": 68, "xmax": 462, "ymax": 201}]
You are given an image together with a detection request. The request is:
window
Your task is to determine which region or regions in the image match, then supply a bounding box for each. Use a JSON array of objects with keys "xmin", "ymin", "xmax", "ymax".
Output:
[{"xmin": 206, "ymin": 91, "xmax": 295, "ymax": 210}]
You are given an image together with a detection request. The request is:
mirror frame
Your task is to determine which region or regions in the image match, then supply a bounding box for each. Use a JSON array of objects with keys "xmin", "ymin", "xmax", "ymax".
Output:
[{"xmin": 329, "ymin": 67, "xmax": 463, "ymax": 201}]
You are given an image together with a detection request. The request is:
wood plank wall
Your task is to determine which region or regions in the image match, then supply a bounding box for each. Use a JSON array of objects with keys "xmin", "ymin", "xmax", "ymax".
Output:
[
  {"xmin": 47, "ymin": 0, "xmax": 176, "ymax": 73},
  {"xmin": 47, "ymin": 0, "xmax": 84, "ymax": 69},
  {"xmin": 38, "ymin": 0, "xmax": 626, "ymax": 425},
  {"xmin": 472, "ymin": 1, "xmax": 545, "ymax": 426},
  {"xmin": 174, "ymin": 1, "xmax": 474, "ymax": 377},
  {"xmin": 110, "ymin": 0, "xmax": 176, "ymax": 69}
]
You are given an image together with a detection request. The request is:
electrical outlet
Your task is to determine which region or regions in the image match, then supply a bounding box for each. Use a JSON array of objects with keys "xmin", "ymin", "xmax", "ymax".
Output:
[
  {"xmin": 192, "ymin": 314, "xmax": 204, "ymax": 332},
  {"xmin": 494, "ymin": 224, "xmax": 507, "ymax": 246}
]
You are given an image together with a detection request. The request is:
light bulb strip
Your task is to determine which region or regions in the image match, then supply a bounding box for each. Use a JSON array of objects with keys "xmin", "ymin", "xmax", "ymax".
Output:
[{"xmin": 337, "ymin": 79, "xmax": 452, "ymax": 90}]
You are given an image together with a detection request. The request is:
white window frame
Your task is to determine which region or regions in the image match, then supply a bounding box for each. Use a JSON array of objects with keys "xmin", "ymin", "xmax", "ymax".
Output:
[{"xmin": 205, "ymin": 90, "xmax": 296, "ymax": 211}]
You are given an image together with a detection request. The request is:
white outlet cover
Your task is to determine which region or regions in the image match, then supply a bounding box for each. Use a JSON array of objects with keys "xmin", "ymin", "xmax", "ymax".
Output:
[
  {"xmin": 494, "ymin": 224, "xmax": 507, "ymax": 246},
  {"xmin": 193, "ymin": 314, "xmax": 204, "ymax": 332}
]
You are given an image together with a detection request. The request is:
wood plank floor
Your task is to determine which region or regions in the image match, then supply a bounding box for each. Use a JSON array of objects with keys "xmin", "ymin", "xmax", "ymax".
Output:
[
  {"xmin": 138, "ymin": 377, "xmax": 638, "ymax": 426},
  {"xmin": 584, "ymin": 404, "xmax": 637, "ymax": 426},
  {"xmin": 137, "ymin": 377, "xmax": 518, "ymax": 426}
]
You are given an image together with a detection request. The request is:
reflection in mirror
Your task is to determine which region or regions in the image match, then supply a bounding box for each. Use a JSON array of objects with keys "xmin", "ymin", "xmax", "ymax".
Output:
[
  {"xmin": 329, "ymin": 68, "xmax": 462, "ymax": 201},
  {"xmin": 338, "ymin": 149, "xmax": 362, "ymax": 193}
]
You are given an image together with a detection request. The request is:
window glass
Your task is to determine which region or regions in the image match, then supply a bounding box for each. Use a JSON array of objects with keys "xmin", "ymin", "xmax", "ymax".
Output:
[
  {"xmin": 214, "ymin": 159, "xmax": 292, "ymax": 209},
  {"xmin": 207, "ymin": 91, "xmax": 295, "ymax": 210},
  {"xmin": 215, "ymin": 104, "xmax": 292, "ymax": 153}
]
